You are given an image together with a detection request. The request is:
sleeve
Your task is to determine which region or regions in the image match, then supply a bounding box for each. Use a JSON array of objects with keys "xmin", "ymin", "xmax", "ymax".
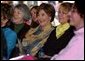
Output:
[
  {"xmin": 51, "ymin": 36, "xmax": 84, "ymax": 60},
  {"xmin": 5, "ymin": 29, "xmax": 17, "ymax": 58}
]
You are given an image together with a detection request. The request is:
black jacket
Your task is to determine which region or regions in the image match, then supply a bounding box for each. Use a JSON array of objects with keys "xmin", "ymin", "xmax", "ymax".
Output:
[{"xmin": 42, "ymin": 26, "xmax": 75, "ymax": 56}]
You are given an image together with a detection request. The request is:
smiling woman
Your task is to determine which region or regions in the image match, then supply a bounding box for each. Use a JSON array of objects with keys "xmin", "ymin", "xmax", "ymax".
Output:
[
  {"xmin": 36, "ymin": 2, "xmax": 74, "ymax": 60},
  {"xmin": 51, "ymin": 1, "xmax": 84, "ymax": 60},
  {"xmin": 21, "ymin": 3, "xmax": 55, "ymax": 57}
]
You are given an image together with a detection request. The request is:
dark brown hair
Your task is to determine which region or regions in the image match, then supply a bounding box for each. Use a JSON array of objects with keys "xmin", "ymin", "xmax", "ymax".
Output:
[
  {"xmin": 30, "ymin": 6, "xmax": 39, "ymax": 28},
  {"xmin": 30, "ymin": 6, "xmax": 39, "ymax": 16},
  {"xmin": 1, "ymin": 3, "xmax": 13, "ymax": 20},
  {"xmin": 39, "ymin": 3, "xmax": 55, "ymax": 22},
  {"xmin": 73, "ymin": 1, "xmax": 84, "ymax": 18},
  {"xmin": 1, "ymin": 3, "xmax": 13, "ymax": 27}
]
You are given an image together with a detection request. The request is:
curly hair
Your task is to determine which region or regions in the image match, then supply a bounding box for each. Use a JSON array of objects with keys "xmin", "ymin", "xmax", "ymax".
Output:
[{"xmin": 1, "ymin": 3, "xmax": 13, "ymax": 20}]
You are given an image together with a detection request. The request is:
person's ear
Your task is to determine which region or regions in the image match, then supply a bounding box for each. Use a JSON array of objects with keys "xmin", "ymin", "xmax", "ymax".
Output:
[{"xmin": 49, "ymin": 17, "xmax": 51, "ymax": 20}]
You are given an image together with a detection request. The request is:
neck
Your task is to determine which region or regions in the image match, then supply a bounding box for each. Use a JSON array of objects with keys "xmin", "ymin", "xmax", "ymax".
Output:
[
  {"xmin": 41, "ymin": 23, "xmax": 52, "ymax": 31},
  {"xmin": 75, "ymin": 19, "xmax": 84, "ymax": 31},
  {"xmin": 75, "ymin": 23, "xmax": 84, "ymax": 31}
]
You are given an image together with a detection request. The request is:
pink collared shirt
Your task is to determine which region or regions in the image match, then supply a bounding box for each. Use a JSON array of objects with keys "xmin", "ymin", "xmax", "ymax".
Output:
[{"xmin": 51, "ymin": 27, "xmax": 84, "ymax": 60}]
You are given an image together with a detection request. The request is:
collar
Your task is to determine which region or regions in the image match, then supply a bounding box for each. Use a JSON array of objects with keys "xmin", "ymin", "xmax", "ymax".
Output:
[{"xmin": 74, "ymin": 27, "xmax": 84, "ymax": 35}]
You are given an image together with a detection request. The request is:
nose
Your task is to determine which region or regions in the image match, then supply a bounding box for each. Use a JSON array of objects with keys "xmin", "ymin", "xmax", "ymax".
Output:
[{"xmin": 14, "ymin": 12, "xmax": 17, "ymax": 17}]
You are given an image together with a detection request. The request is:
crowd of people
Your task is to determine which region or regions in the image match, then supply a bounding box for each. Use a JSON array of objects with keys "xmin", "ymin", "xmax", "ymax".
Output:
[{"xmin": 1, "ymin": 1, "xmax": 84, "ymax": 60}]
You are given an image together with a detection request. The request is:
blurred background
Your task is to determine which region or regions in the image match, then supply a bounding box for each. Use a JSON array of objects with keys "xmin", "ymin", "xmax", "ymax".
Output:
[{"xmin": 1, "ymin": 1, "xmax": 74, "ymax": 26}]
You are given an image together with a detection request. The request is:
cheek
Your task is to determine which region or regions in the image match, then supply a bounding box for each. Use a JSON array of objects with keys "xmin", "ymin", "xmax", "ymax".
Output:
[
  {"xmin": 59, "ymin": 15, "xmax": 68, "ymax": 23},
  {"xmin": 70, "ymin": 14, "xmax": 76, "ymax": 25},
  {"xmin": 14, "ymin": 11, "xmax": 18, "ymax": 17},
  {"xmin": 72, "ymin": 14, "xmax": 76, "ymax": 20},
  {"xmin": 13, "ymin": 13, "xmax": 16, "ymax": 17},
  {"xmin": 72, "ymin": 13, "xmax": 79, "ymax": 22},
  {"xmin": 44, "ymin": 16, "xmax": 50, "ymax": 21},
  {"xmin": 43, "ymin": 17, "xmax": 47, "ymax": 21},
  {"xmin": 13, "ymin": 13, "xmax": 18, "ymax": 19},
  {"xmin": 14, "ymin": 12, "xmax": 23, "ymax": 19},
  {"xmin": 19, "ymin": 14, "xmax": 23, "ymax": 18},
  {"xmin": 38, "ymin": 16, "xmax": 48, "ymax": 25},
  {"xmin": 1, "ymin": 21, "xmax": 5, "ymax": 25},
  {"xmin": 70, "ymin": 13, "xmax": 80, "ymax": 26},
  {"xmin": 31, "ymin": 12, "xmax": 36, "ymax": 19},
  {"xmin": 1, "ymin": 20, "xmax": 7, "ymax": 26},
  {"xmin": 33, "ymin": 14, "xmax": 36, "ymax": 19},
  {"xmin": 17, "ymin": 14, "xmax": 23, "ymax": 20}
]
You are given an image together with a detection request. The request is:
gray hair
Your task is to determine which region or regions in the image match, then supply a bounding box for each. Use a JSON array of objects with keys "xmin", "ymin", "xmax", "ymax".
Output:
[{"xmin": 14, "ymin": 4, "xmax": 31, "ymax": 20}]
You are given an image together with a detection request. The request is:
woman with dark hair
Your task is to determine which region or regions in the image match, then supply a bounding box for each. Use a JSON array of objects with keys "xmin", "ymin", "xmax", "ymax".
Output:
[
  {"xmin": 36, "ymin": 2, "xmax": 74, "ymax": 60},
  {"xmin": 1, "ymin": 3, "xmax": 17, "ymax": 60},
  {"xmin": 22, "ymin": 3, "xmax": 55, "ymax": 56},
  {"xmin": 30, "ymin": 6, "xmax": 39, "ymax": 28},
  {"xmin": 51, "ymin": 1, "xmax": 84, "ymax": 60},
  {"xmin": 24, "ymin": 6, "xmax": 39, "ymax": 40}
]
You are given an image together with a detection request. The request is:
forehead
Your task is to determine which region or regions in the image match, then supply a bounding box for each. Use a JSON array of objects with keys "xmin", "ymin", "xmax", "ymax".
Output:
[
  {"xmin": 14, "ymin": 8, "xmax": 21, "ymax": 11},
  {"xmin": 31, "ymin": 8, "xmax": 37, "ymax": 12},
  {"xmin": 39, "ymin": 9, "xmax": 46, "ymax": 14},
  {"xmin": 14, "ymin": 8, "xmax": 23, "ymax": 14},
  {"xmin": 59, "ymin": 6, "xmax": 68, "ymax": 13}
]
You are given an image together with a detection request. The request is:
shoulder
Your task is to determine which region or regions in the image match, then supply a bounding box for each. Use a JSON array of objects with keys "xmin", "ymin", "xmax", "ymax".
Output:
[
  {"xmin": 4, "ymin": 28, "xmax": 17, "ymax": 37},
  {"xmin": 66, "ymin": 26, "xmax": 74, "ymax": 32},
  {"xmin": 64, "ymin": 26, "xmax": 75, "ymax": 36},
  {"xmin": 50, "ymin": 27, "xmax": 56, "ymax": 34}
]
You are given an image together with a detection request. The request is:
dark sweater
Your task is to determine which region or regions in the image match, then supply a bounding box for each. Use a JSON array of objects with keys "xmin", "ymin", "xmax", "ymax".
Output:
[
  {"xmin": 42, "ymin": 26, "xmax": 75, "ymax": 56},
  {"xmin": 1, "ymin": 29, "xmax": 7, "ymax": 59}
]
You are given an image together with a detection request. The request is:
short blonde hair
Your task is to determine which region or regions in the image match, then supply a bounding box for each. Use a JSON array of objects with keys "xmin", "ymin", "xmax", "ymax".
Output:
[{"xmin": 59, "ymin": 2, "xmax": 73, "ymax": 14}]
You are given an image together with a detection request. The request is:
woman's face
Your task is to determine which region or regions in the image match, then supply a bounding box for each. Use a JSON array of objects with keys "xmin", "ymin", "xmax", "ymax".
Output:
[
  {"xmin": 58, "ymin": 7, "xmax": 69, "ymax": 24},
  {"xmin": 31, "ymin": 8, "xmax": 37, "ymax": 22},
  {"xmin": 38, "ymin": 9, "xmax": 51, "ymax": 27},
  {"xmin": 1, "ymin": 15, "xmax": 8, "ymax": 27},
  {"xmin": 13, "ymin": 8, "xmax": 23, "ymax": 22},
  {"xmin": 68, "ymin": 8, "xmax": 83, "ymax": 27}
]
